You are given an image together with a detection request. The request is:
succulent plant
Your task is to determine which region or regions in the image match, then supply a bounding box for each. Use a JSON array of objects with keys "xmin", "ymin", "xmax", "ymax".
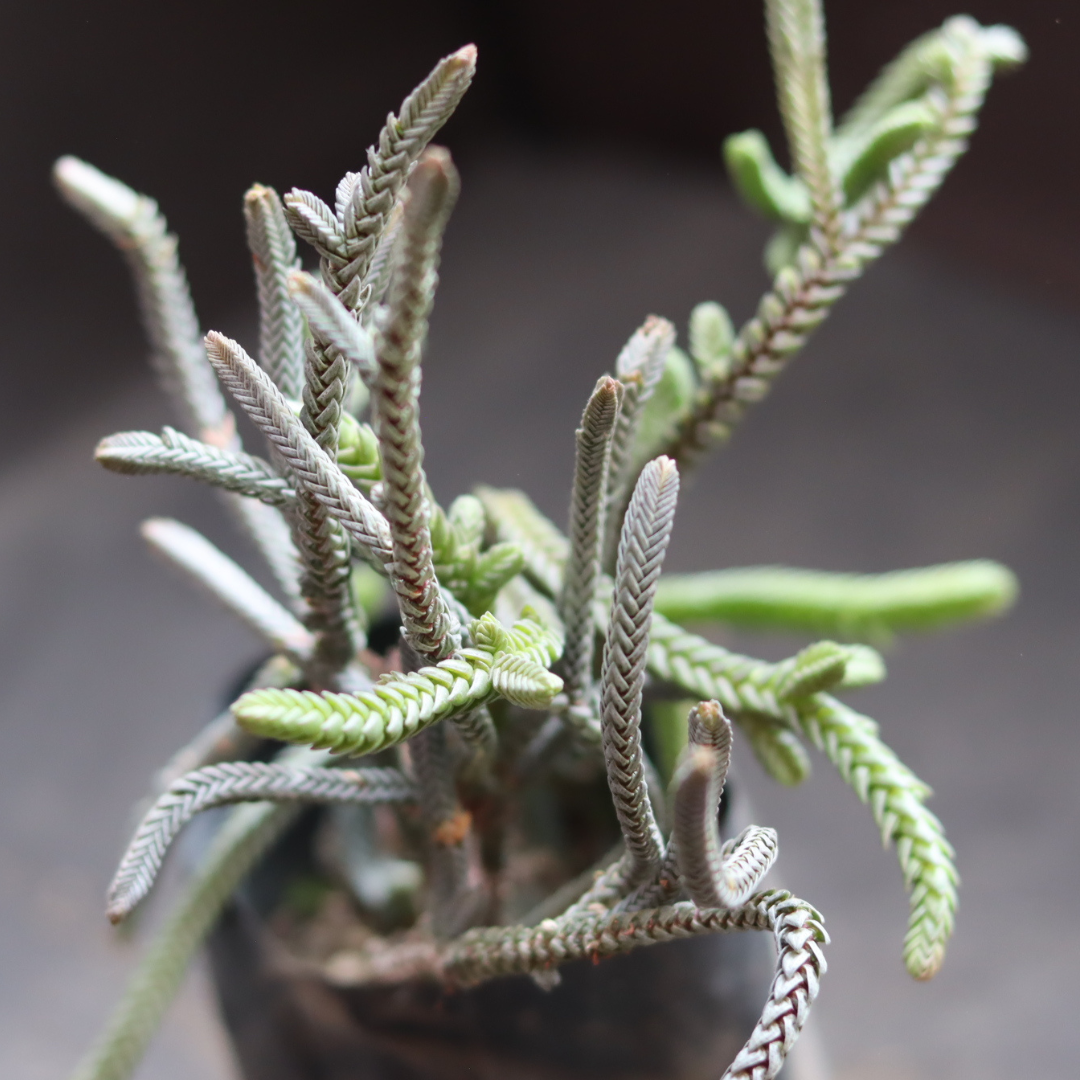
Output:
[{"xmin": 54, "ymin": 3, "xmax": 1024, "ymax": 1078}]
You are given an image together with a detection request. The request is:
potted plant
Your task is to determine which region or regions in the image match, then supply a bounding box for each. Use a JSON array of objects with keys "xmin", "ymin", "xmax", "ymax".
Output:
[{"xmin": 55, "ymin": 2, "xmax": 1024, "ymax": 1078}]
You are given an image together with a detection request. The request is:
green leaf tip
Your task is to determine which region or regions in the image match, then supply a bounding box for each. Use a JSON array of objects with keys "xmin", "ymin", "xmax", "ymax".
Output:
[
  {"xmin": 777, "ymin": 640, "xmax": 850, "ymax": 700},
  {"xmin": 723, "ymin": 130, "xmax": 812, "ymax": 224},
  {"xmin": 471, "ymin": 608, "xmax": 564, "ymax": 662},
  {"xmin": 491, "ymin": 652, "xmax": 564, "ymax": 708},
  {"xmin": 431, "ymin": 497, "xmax": 527, "ymax": 616},
  {"xmin": 232, "ymin": 613, "xmax": 561, "ymax": 756},
  {"xmin": 774, "ymin": 639, "xmax": 886, "ymax": 699},
  {"xmin": 839, "ymin": 99, "xmax": 937, "ymax": 203},
  {"xmin": 336, "ymin": 415, "xmax": 382, "ymax": 489},
  {"xmin": 944, "ymin": 16, "xmax": 1026, "ymax": 70},
  {"xmin": 796, "ymin": 694, "xmax": 956, "ymax": 980},
  {"xmin": 838, "ymin": 643, "xmax": 887, "ymax": 687},
  {"xmin": 689, "ymin": 302, "xmax": 734, "ymax": 379}
]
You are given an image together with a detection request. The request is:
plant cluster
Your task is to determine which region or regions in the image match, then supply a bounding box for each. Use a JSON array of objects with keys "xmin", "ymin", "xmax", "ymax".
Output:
[{"xmin": 55, "ymin": 2, "xmax": 1023, "ymax": 1078}]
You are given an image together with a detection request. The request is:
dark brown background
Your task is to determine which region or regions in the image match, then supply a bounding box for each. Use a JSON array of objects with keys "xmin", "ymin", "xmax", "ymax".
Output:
[
  {"xmin": 0, "ymin": 0, "xmax": 1075, "ymax": 460},
  {"xmin": 2, "ymin": 3, "xmax": 1078, "ymax": 1079}
]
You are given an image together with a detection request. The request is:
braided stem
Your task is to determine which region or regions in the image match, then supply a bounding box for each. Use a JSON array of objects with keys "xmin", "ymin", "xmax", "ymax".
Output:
[
  {"xmin": 205, "ymin": 331, "xmax": 393, "ymax": 568},
  {"xmin": 243, "ymin": 184, "xmax": 304, "ymax": 400},
  {"xmin": 278, "ymin": 47, "xmax": 477, "ymax": 602},
  {"xmin": 96, "ymin": 428, "xmax": 294, "ymax": 508},
  {"xmin": 300, "ymin": 334, "xmax": 348, "ymax": 456},
  {"xmin": 673, "ymin": 743, "xmax": 778, "ymax": 910},
  {"xmin": 53, "ymin": 156, "xmax": 231, "ymax": 442},
  {"xmin": 794, "ymin": 693, "xmax": 957, "ymax": 979},
  {"xmin": 372, "ymin": 148, "xmax": 461, "ymax": 661},
  {"xmin": 107, "ymin": 762, "xmax": 416, "ymax": 923},
  {"xmin": 332, "ymin": 47, "xmax": 476, "ymax": 299},
  {"xmin": 287, "ymin": 270, "xmax": 375, "ymax": 382},
  {"xmin": 277, "ymin": 190, "xmax": 372, "ymax": 677},
  {"xmin": 661, "ymin": 20, "xmax": 1010, "ymax": 470},
  {"xmin": 599, "ymin": 457, "xmax": 680, "ymax": 884},
  {"xmin": 443, "ymin": 889, "xmax": 827, "ymax": 1080},
  {"xmin": 559, "ymin": 376, "xmax": 622, "ymax": 706},
  {"xmin": 279, "ymin": 46, "xmax": 474, "ymax": 315},
  {"xmin": 293, "ymin": 491, "xmax": 361, "ymax": 681},
  {"xmin": 625, "ymin": 699, "xmax": 735, "ymax": 911},
  {"xmin": 602, "ymin": 317, "xmax": 675, "ymax": 569},
  {"xmin": 232, "ymin": 613, "xmax": 562, "ymax": 757},
  {"xmin": 294, "ymin": 299, "xmax": 361, "ymax": 675},
  {"xmin": 765, "ymin": 0, "xmax": 843, "ymax": 242}
]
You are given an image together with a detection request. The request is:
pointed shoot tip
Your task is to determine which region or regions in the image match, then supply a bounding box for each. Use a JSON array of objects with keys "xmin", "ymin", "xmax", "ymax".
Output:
[
  {"xmin": 243, "ymin": 182, "xmax": 274, "ymax": 205},
  {"xmin": 673, "ymin": 744, "xmax": 717, "ymax": 792},
  {"xmin": 285, "ymin": 267, "xmax": 318, "ymax": 296},
  {"xmin": 405, "ymin": 146, "xmax": 461, "ymax": 216},
  {"xmin": 689, "ymin": 699, "xmax": 729, "ymax": 735},
  {"xmin": 203, "ymin": 329, "xmax": 225, "ymax": 358},
  {"xmin": 452, "ymin": 43, "xmax": 478, "ymax": 67},
  {"xmin": 52, "ymin": 155, "xmax": 141, "ymax": 222},
  {"xmin": 642, "ymin": 314, "xmax": 676, "ymax": 338},
  {"xmin": 414, "ymin": 144, "xmax": 457, "ymax": 179},
  {"xmin": 651, "ymin": 455, "xmax": 679, "ymax": 484}
]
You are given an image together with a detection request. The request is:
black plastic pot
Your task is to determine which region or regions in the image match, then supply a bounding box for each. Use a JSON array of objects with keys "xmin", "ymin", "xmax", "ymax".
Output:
[
  {"xmin": 205, "ymin": 787, "xmax": 775, "ymax": 1080},
  {"xmin": 210, "ymin": 900, "xmax": 771, "ymax": 1080}
]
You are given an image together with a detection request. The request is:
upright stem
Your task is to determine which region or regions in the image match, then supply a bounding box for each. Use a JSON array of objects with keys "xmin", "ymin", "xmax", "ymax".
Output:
[
  {"xmin": 661, "ymin": 18, "xmax": 1013, "ymax": 472},
  {"xmin": 560, "ymin": 376, "xmax": 622, "ymax": 709},
  {"xmin": 400, "ymin": 641, "xmax": 474, "ymax": 938},
  {"xmin": 602, "ymin": 317, "xmax": 675, "ymax": 570},
  {"xmin": 243, "ymin": 184, "xmax": 305, "ymax": 401},
  {"xmin": 371, "ymin": 148, "xmax": 462, "ymax": 662},
  {"xmin": 765, "ymin": 0, "xmax": 842, "ymax": 242},
  {"xmin": 599, "ymin": 457, "xmax": 680, "ymax": 885}
]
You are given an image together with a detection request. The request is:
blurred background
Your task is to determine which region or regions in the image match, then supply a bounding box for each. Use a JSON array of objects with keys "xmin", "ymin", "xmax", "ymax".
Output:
[{"xmin": 2, "ymin": 1, "xmax": 1078, "ymax": 1078}]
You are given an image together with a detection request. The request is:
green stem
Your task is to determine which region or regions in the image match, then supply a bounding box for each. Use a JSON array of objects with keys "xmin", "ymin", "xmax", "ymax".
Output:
[{"xmin": 653, "ymin": 561, "xmax": 1017, "ymax": 641}]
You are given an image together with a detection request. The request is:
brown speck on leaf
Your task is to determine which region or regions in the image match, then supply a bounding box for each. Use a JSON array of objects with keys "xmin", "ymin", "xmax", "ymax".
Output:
[{"xmin": 433, "ymin": 809, "xmax": 472, "ymax": 846}]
